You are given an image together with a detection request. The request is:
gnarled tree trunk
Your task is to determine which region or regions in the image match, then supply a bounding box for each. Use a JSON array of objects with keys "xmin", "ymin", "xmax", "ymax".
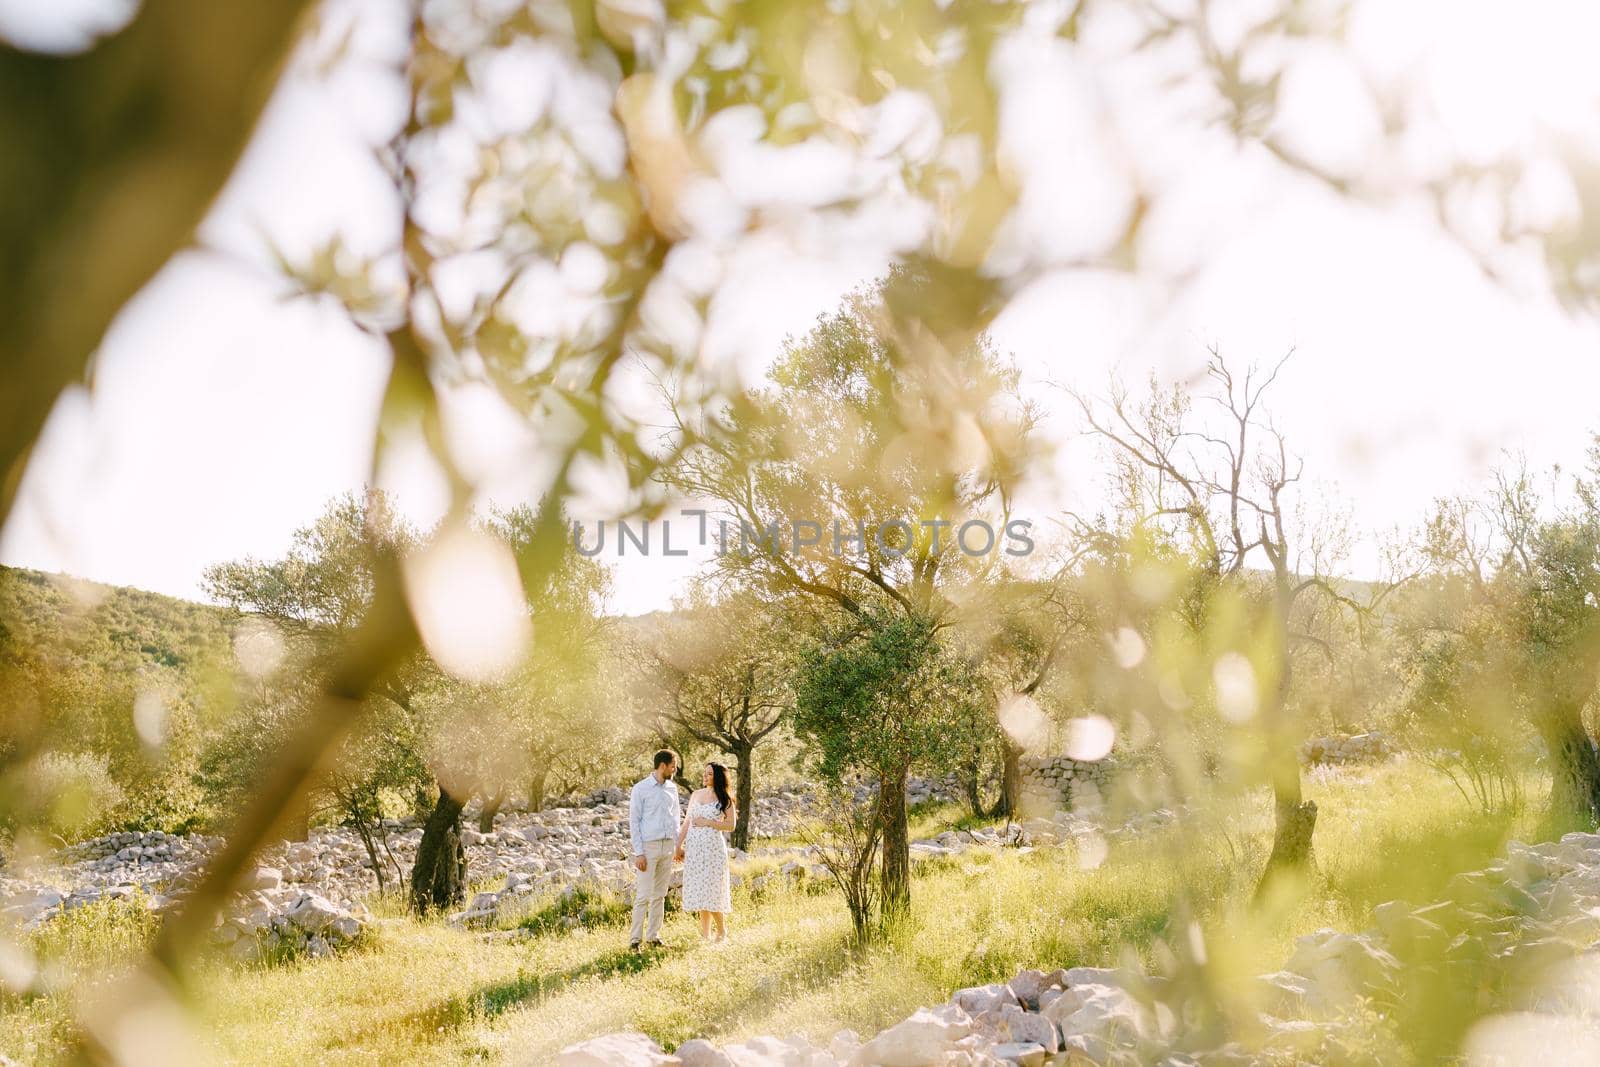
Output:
[
  {"xmin": 1254, "ymin": 629, "xmax": 1316, "ymax": 904},
  {"xmin": 528, "ymin": 767, "xmax": 548, "ymax": 813},
  {"xmin": 878, "ymin": 766, "xmax": 911, "ymax": 922},
  {"xmin": 731, "ymin": 740, "xmax": 754, "ymax": 851},
  {"xmin": 1254, "ymin": 757, "xmax": 1317, "ymax": 903},
  {"xmin": 1543, "ymin": 699, "xmax": 1600, "ymax": 822},
  {"xmin": 409, "ymin": 785, "xmax": 467, "ymax": 914},
  {"xmin": 478, "ymin": 788, "xmax": 505, "ymax": 834},
  {"xmin": 963, "ymin": 760, "xmax": 988, "ymax": 818},
  {"xmin": 989, "ymin": 736, "xmax": 1023, "ymax": 820}
]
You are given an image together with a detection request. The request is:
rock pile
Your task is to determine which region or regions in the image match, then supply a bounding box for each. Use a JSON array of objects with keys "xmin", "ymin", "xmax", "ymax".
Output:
[
  {"xmin": 541, "ymin": 777, "xmax": 961, "ymax": 839},
  {"xmin": 0, "ymin": 829, "xmax": 218, "ymax": 927},
  {"xmin": 905, "ymin": 774, "xmax": 966, "ymax": 808},
  {"xmin": 0, "ymin": 836, "xmax": 370, "ymax": 962},
  {"xmin": 556, "ymin": 965, "xmax": 1167, "ymax": 1066},
  {"xmin": 211, "ymin": 881, "xmax": 368, "ymax": 961},
  {"xmin": 1299, "ymin": 732, "xmax": 1393, "ymax": 766}
]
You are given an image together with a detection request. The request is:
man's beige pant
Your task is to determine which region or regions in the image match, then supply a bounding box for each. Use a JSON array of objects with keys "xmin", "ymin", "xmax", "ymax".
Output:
[{"xmin": 629, "ymin": 838, "xmax": 674, "ymax": 944}]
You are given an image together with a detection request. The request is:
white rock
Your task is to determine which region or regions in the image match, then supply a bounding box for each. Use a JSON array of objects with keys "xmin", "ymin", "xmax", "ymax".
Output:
[
  {"xmin": 989, "ymin": 1042, "xmax": 1047, "ymax": 1066},
  {"xmin": 1041, "ymin": 983, "xmax": 1153, "ymax": 1046},
  {"xmin": 1282, "ymin": 929, "xmax": 1399, "ymax": 1011},
  {"xmin": 0, "ymin": 886, "xmax": 63, "ymax": 926},
  {"xmin": 284, "ymin": 893, "xmax": 343, "ymax": 933},
  {"xmin": 851, "ymin": 1006, "xmax": 971, "ymax": 1066},
  {"xmin": 454, "ymin": 892, "xmax": 501, "ymax": 926},
  {"xmin": 674, "ymin": 1038, "xmax": 733, "ymax": 1067},
  {"xmin": 828, "ymin": 1030, "xmax": 861, "ymax": 1062},
  {"xmin": 722, "ymin": 1034, "xmax": 823, "ymax": 1066},
  {"xmin": 242, "ymin": 866, "xmax": 282, "ymax": 891},
  {"xmin": 953, "ymin": 983, "xmax": 1020, "ymax": 1016},
  {"xmin": 998, "ymin": 1005, "xmax": 1058, "ymax": 1053},
  {"xmin": 556, "ymin": 1031, "xmax": 680, "ymax": 1066},
  {"xmin": 1006, "ymin": 969, "xmax": 1068, "ymax": 1011},
  {"xmin": 1253, "ymin": 970, "xmax": 1312, "ymax": 1015}
]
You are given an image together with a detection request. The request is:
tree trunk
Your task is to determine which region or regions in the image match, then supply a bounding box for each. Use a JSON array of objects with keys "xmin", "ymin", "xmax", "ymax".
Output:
[
  {"xmin": 409, "ymin": 785, "xmax": 467, "ymax": 914},
  {"xmin": 878, "ymin": 767, "xmax": 911, "ymax": 922},
  {"xmin": 1254, "ymin": 768, "xmax": 1317, "ymax": 903},
  {"xmin": 1255, "ymin": 598, "xmax": 1316, "ymax": 904},
  {"xmin": 478, "ymin": 789, "xmax": 505, "ymax": 834},
  {"xmin": 731, "ymin": 740, "xmax": 754, "ymax": 852},
  {"xmin": 529, "ymin": 767, "xmax": 548, "ymax": 813},
  {"xmin": 345, "ymin": 797, "xmax": 386, "ymax": 893},
  {"xmin": 1543, "ymin": 699, "xmax": 1600, "ymax": 822},
  {"xmin": 962, "ymin": 757, "xmax": 987, "ymax": 819},
  {"xmin": 989, "ymin": 737, "xmax": 1022, "ymax": 820}
]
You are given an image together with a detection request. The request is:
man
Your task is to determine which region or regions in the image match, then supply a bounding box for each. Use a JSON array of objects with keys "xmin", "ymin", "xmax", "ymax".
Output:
[{"xmin": 627, "ymin": 748, "xmax": 681, "ymax": 950}]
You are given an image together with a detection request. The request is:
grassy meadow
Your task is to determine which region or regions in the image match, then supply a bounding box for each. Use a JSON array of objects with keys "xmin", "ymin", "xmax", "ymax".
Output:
[{"xmin": 1, "ymin": 760, "xmax": 1549, "ymax": 1065}]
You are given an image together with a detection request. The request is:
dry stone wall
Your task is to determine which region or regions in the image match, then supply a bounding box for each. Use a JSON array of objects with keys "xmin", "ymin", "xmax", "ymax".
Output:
[
  {"xmin": 1018, "ymin": 755, "xmax": 1115, "ymax": 815},
  {"xmin": 1299, "ymin": 731, "xmax": 1393, "ymax": 766}
]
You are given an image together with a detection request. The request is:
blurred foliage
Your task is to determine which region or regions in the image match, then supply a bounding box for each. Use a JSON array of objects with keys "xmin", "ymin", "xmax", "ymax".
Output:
[
  {"xmin": 664, "ymin": 267, "xmax": 1041, "ymax": 620},
  {"xmin": 0, "ymin": 0, "xmax": 314, "ymax": 520},
  {"xmin": 6, "ymin": 0, "xmax": 1600, "ymax": 1062}
]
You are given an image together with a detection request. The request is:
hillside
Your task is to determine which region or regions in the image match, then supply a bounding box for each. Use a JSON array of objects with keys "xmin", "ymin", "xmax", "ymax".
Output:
[{"xmin": 0, "ymin": 564, "xmax": 235, "ymax": 674}]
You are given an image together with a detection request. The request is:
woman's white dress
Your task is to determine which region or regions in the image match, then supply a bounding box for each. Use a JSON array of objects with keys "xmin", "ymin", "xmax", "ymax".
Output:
[{"xmin": 681, "ymin": 799, "xmax": 732, "ymax": 914}]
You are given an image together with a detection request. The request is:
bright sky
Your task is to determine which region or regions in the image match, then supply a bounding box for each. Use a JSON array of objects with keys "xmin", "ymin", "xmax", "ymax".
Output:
[{"xmin": 3, "ymin": 0, "xmax": 1599, "ymax": 616}]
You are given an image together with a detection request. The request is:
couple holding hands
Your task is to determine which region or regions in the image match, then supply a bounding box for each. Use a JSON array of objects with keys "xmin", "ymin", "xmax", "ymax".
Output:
[{"xmin": 627, "ymin": 749, "xmax": 737, "ymax": 948}]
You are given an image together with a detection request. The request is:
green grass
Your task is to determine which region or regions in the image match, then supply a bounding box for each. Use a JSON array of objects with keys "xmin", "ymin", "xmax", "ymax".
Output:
[
  {"xmin": 517, "ymin": 885, "xmax": 633, "ymax": 937},
  {"xmin": 0, "ymin": 761, "xmax": 1554, "ymax": 1065}
]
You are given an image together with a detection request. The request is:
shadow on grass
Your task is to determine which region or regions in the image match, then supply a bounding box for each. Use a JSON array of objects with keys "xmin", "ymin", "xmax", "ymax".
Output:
[
  {"xmin": 477, "ymin": 945, "xmax": 665, "ymax": 1018},
  {"xmin": 323, "ymin": 944, "xmax": 672, "ymax": 1054},
  {"xmin": 646, "ymin": 930, "xmax": 871, "ymax": 1050}
]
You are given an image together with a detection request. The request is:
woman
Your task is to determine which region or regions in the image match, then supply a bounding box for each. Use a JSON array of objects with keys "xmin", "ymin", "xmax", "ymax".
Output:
[{"xmin": 674, "ymin": 762, "xmax": 736, "ymax": 942}]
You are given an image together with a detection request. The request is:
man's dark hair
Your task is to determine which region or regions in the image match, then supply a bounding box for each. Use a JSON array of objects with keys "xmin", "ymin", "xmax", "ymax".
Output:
[{"xmin": 653, "ymin": 749, "xmax": 678, "ymax": 770}]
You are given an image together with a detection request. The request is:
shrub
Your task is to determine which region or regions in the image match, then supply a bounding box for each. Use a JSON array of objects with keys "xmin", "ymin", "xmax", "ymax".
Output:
[{"xmin": 11, "ymin": 751, "xmax": 123, "ymax": 841}]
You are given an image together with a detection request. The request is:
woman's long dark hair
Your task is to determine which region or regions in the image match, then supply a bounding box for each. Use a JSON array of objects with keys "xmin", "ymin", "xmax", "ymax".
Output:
[{"xmin": 708, "ymin": 763, "xmax": 731, "ymax": 812}]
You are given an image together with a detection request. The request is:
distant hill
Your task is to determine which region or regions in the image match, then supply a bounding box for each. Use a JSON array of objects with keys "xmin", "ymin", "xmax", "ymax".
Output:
[
  {"xmin": 0, "ymin": 564, "xmax": 235, "ymax": 674},
  {"xmin": 0, "ymin": 563, "xmax": 687, "ymax": 669}
]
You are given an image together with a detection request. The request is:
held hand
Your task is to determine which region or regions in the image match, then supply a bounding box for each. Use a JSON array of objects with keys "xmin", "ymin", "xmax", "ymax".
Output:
[
  {"xmin": 674, "ymin": 848, "xmax": 684, "ymax": 862},
  {"xmin": 633, "ymin": 855, "xmax": 647, "ymax": 872}
]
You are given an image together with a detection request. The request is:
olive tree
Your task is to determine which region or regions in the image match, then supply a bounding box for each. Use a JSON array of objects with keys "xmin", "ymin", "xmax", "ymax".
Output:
[
  {"xmin": 663, "ymin": 269, "xmax": 1042, "ymax": 912},
  {"xmin": 1413, "ymin": 451, "xmax": 1600, "ymax": 823},
  {"xmin": 793, "ymin": 608, "xmax": 975, "ymax": 921},
  {"xmin": 643, "ymin": 587, "xmax": 798, "ymax": 850},
  {"xmin": 1070, "ymin": 351, "xmax": 1413, "ymax": 898}
]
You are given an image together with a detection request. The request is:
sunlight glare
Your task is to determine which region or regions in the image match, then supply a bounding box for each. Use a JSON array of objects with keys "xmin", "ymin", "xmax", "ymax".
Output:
[
  {"xmin": 403, "ymin": 523, "xmax": 532, "ymax": 682},
  {"xmin": 132, "ymin": 689, "xmax": 169, "ymax": 747},
  {"xmin": 1065, "ymin": 714, "xmax": 1116, "ymax": 762},
  {"xmin": 1213, "ymin": 653, "xmax": 1259, "ymax": 723},
  {"xmin": 1109, "ymin": 626, "xmax": 1146, "ymax": 669},
  {"xmin": 233, "ymin": 618, "xmax": 286, "ymax": 679},
  {"xmin": 997, "ymin": 691, "xmax": 1050, "ymax": 751}
]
